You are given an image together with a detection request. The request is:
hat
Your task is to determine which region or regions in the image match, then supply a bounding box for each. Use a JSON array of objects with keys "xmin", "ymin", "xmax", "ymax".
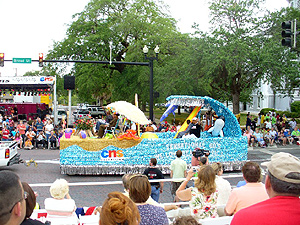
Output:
[
  {"xmin": 192, "ymin": 117, "xmax": 197, "ymax": 121},
  {"xmin": 262, "ymin": 152, "xmax": 300, "ymax": 184}
]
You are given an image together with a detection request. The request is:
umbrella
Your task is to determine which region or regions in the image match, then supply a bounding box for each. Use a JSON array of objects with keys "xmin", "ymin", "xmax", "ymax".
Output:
[{"xmin": 106, "ymin": 101, "xmax": 150, "ymax": 125}]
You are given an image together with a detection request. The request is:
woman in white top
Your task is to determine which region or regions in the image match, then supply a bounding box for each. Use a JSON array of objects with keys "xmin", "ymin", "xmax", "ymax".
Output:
[
  {"xmin": 211, "ymin": 163, "xmax": 231, "ymax": 207},
  {"xmin": 44, "ymin": 179, "xmax": 78, "ymax": 224}
]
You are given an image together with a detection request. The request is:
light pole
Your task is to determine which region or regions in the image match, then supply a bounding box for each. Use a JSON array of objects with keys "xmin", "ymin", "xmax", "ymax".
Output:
[{"xmin": 143, "ymin": 45, "xmax": 159, "ymax": 122}]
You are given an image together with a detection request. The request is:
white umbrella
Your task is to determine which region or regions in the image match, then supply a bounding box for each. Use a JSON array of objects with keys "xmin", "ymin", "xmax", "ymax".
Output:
[{"xmin": 106, "ymin": 101, "xmax": 150, "ymax": 125}]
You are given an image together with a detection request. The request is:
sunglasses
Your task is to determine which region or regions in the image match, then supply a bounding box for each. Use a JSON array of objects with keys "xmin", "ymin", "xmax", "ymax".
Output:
[{"xmin": 0, "ymin": 191, "xmax": 29, "ymax": 216}]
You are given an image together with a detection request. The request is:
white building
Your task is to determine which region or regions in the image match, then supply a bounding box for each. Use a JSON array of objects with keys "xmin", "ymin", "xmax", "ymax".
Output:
[
  {"xmin": 247, "ymin": 81, "xmax": 300, "ymax": 112},
  {"xmin": 245, "ymin": 0, "xmax": 300, "ymax": 113}
]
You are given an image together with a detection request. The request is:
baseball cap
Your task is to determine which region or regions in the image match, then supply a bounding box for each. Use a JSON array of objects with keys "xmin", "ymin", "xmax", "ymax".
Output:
[
  {"xmin": 262, "ymin": 152, "xmax": 300, "ymax": 184},
  {"xmin": 192, "ymin": 117, "xmax": 197, "ymax": 121}
]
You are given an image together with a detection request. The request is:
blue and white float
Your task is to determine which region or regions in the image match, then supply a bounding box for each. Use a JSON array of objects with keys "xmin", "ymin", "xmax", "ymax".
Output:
[{"xmin": 60, "ymin": 96, "xmax": 248, "ymax": 175}]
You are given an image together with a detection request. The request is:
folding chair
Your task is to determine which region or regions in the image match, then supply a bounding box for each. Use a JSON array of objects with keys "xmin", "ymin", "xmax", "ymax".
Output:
[{"xmin": 103, "ymin": 118, "xmax": 119, "ymax": 138}]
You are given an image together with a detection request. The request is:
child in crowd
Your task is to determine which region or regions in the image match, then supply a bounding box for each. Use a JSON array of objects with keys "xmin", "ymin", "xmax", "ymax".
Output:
[
  {"xmin": 15, "ymin": 132, "xmax": 22, "ymax": 149},
  {"xmin": 24, "ymin": 137, "xmax": 34, "ymax": 150}
]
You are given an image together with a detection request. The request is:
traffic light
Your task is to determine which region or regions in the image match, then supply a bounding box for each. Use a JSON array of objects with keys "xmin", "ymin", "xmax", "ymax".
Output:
[
  {"xmin": 0, "ymin": 53, "xmax": 4, "ymax": 67},
  {"xmin": 282, "ymin": 21, "xmax": 293, "ymax": 47},
  {"xmin": 39, "ymin": 53, "xmax": 43, "ymax": 67}
]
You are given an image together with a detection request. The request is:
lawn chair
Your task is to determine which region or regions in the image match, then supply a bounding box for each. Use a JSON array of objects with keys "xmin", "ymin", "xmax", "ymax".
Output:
[{"xmin": 103, "ymin": 118, "xmax": 119, "ymax": 138}]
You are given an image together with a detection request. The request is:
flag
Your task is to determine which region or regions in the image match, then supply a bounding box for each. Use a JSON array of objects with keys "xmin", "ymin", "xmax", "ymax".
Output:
[{"xmin": 160, "ymin": 104, "xmax": 178, "ymax": 122}]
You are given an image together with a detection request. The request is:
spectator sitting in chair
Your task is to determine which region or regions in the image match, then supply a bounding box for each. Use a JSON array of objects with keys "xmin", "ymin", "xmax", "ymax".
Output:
[
  {"xmin": 36, "ymin": 130, "xmax": 47, "ymax": 149},
  {"xmin": 252, "ymin": 128, "xmax": 265, "ymax": 147},
  {"xmin": 278, "ymin": 130, "xmax": 287, "ymax": 146},
  {"xmin": 25, "ymin": 127, "xmax": 36, "ymax": 147},
  {"xmin": 24, "ymin": 137, "xmax": 34, "ymax": 150},
  {"xmin": 285, "ymin": 131, "xmax": 294, "ymax": 145},
  {"xmin": 269, "ymin": 127, "xmax": 277, "ymax": 146},
  {"xmin": 291, "ymin": 126, "xmax": 300, "ymax": 142},
  {"xmin": 49, "ymin": 130, "xmax": 58, "ymax": 149},
  {"xmin": 97, "ymin": 113, "xmax": 119, "ymax": 138}
]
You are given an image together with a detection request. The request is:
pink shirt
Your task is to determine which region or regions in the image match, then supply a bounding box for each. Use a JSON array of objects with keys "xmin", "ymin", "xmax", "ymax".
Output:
[
  {"xmin": 225, "ymin": 182, "xmax": 269, "ymax": 215},
  {"xmin": 243, "ymin": 133, "xmax": 252, "ymax": 141}
]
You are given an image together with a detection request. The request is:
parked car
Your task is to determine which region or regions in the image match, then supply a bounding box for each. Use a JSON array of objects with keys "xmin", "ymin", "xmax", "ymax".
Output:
[
  {"xmin": 0, "ymin": 141, "xmax": 21, "ymax": 166},
  {"xmin": 87, "ymin": 106, "xmax": 106, "ymax": 118},
  {"xmin": 75, "ymin": 110, "xmax": 91, "ymax": 120},
  {"xmin": 57, "ymin": 109, "xmax": 67, "ymax": 121}
]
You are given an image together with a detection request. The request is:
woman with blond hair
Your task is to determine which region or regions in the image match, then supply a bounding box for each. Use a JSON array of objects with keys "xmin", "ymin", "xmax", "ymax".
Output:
[
  {"xmin": 100, "ymin": 192, "xmax": 140, "ymax": 225},
  {"xmin": 44, "ymin": 179, "xmax": 78, "ymax": 224},
  {"xmin": 176, "ymin": 165, "xmax": 218, "ymax": 221}
]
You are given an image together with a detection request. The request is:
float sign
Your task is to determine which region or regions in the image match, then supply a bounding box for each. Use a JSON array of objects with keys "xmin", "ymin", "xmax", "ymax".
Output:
[{"xmin": 12, "ymin": 58, "xmax": 31, "ymax": 64}]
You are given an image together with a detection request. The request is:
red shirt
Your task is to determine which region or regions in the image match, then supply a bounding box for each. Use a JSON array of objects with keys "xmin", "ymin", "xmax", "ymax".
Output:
[
  {"xmin": 2, "ymin": 129, "xmax": 10, "ymax": 139},
  {"xmin": 17, "ymin": 124, "xmax": 26, "ymax": 135},
  {"xmin": 231, "ymin": 196, "xmax": 300, "ymax": 225}
]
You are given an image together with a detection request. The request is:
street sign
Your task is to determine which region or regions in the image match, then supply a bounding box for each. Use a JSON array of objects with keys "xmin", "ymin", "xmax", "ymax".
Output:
[{"xmin": 12, "ymin": 58, "xmax": 32, "ymax": 64}]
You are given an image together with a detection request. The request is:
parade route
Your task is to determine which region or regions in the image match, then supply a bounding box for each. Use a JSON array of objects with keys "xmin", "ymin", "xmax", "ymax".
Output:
[{"xmin": 0, "ymin": 145, "xmax": 299, "ymax": 208}]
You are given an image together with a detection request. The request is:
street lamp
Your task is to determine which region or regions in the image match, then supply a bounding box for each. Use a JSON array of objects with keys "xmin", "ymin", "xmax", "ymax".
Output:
[{"xmin": 143, "ymin": 45, "xmax": 159, "ymax": 122}]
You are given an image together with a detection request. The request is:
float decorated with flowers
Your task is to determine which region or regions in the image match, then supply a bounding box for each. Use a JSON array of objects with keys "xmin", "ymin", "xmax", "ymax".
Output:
[{"xmin": 60, "ymin": 96, "xmax": 248, "ymax": 175}]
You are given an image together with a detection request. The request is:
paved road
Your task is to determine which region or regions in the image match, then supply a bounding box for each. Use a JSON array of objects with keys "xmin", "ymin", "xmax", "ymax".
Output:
[{"xmin": 0, "ymin": 144, "xmax": 299, "ymax": 208}]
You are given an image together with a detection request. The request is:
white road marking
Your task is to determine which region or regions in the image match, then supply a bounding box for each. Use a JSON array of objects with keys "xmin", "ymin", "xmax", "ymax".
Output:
[{"xmin": 25, "ymin": 159, "xmax": 60, "ymax": 164}]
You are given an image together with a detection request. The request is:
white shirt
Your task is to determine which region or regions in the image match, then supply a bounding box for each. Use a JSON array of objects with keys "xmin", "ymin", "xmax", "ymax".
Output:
[
  {"xmin": 215, "ymin": 176, "xmax": 231, "ymax": 205},
  {"xmin": 44, "ymin": 198, "xmax": 76, "ymax": 215},
  {"xmin": 131, "ymin": 123, "xmax": 136, "ymax": 130},
  {"xmin": 289, "ymin": 120, "xmax": 297, "ymax": 129},
  {"xmin": 45, "ymin": 123, "xmax": 54, "ymax": 134},
  {"xmin": 269, "ymin": 130, "xmax": 277, "ymax": 138},
  {"xmin": 151, "ymin": 124, "xmax": 157, "ymax": 131},
  {"xmin": 265, "ymin": 121, "xmax": 272, "ymax": 129}
]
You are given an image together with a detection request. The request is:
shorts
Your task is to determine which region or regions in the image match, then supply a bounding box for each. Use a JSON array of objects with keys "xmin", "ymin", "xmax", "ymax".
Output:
[{"xmin": 171, "ymin": 181, "xmax": 183, "ymax": 196}]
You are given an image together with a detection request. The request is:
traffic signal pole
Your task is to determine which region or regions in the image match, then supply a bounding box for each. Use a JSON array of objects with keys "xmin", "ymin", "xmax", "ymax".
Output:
[{"xmin": 293, "ymin": 19, "xmax": 297, "ymax": 48}]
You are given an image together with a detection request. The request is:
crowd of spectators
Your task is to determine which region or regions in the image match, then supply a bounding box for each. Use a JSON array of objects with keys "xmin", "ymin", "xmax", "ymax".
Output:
[
  {"xmin": 0, "ymin": 113, "xmax": 64, "ymax": 149},
  {"xmin": 243, "ymin": 112, "xmax": 300, "ymax": 147}
]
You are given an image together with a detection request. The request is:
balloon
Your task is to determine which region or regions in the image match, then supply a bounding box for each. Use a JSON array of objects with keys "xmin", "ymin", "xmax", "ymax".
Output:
[
  {"xmin": 105, "ymin": 133, "xmax": 113, "ymax": 139},
  {"xmin": 141, "ymin": 132, "xmax": 158, "ymax": 139},
  {"xmin": 65, "ymin": 129, "xmax": 72, "ymax": 134},
  {"xmin": 64, "ymin": 129, "xmax": 72, "ymax": 138},
  {"xmin": 80, "ymin": 131, "xmax": 87, "ymax": 139}
]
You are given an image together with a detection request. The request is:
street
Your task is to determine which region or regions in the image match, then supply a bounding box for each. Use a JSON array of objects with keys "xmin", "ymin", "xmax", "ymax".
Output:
[{"xmin": 0, "ymin": 145, "xmax": 299, "ymax": 209}]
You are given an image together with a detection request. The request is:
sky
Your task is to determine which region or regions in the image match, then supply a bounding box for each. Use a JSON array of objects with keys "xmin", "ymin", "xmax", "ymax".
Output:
[{"xmin": 0, "ymin": 0, "xmax": 289, "ymax": 77}]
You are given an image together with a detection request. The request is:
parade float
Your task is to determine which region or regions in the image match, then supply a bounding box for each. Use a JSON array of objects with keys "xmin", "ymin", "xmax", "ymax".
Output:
[{"xmin": 60, "ymin": 96, "xmax": 248, "ymax": 175}]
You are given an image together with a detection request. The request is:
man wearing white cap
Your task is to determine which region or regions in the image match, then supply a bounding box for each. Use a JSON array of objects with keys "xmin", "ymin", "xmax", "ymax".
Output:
[
  {"xmin": 189, "ymin": 117, "xmax": 201, "ymax": 138},
  {"xmin": 231, "ymin": 152, "xmax": 300, "ymax": 225}
]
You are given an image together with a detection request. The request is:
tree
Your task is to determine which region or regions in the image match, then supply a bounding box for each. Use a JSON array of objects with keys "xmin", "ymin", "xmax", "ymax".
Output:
[
  {"xmin": 47, "ymin": 0, "xmax": 179, "ymax": 106},
  {"xmin": 193, "ymin": 0, "xmax": 299, "ymax": 114}
]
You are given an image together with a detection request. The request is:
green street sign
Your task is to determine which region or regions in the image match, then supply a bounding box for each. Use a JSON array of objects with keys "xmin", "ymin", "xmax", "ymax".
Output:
[{"xmin": 12, "ymin": 58, "xmax": 32, "ymax": 64}]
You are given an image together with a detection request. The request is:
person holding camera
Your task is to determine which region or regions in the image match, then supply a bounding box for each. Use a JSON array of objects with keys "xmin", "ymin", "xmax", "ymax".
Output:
[
  {"xmin": 191, "ymin": 148, "xmax": 210, "ymax": 166},
  {"xmin": 176, "ymin": 165, "xmax": 219, "ymax": 220}
]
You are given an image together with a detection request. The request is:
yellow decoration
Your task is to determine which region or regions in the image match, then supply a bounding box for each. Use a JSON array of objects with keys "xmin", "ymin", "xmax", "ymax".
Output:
[
  {"xmin": 60, "ymin": 136, "xmax": 141, "ymax": 151},
  {"xmin": 140, "ymin": 132, "xmax": 158, "ymax": 139}
]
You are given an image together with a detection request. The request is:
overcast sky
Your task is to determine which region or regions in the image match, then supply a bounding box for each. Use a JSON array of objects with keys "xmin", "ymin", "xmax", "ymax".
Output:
[{"xmin": 0, "ymin": 0, "xmax": 289, "ymax": 77}]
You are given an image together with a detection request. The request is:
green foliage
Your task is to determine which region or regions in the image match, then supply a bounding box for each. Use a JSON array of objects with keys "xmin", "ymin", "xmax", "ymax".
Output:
[
  {"xmin": 261, "ymin": 109, "xmax": 300, "ymax": 118},
  {"xmin": 260, "ymin": 108, "xmax": 276, "ymax": 115},
  {"xmin": 46, "ymin": 0, "xmax": 179, "ymax": 106},
  {"xmin": 192, "ymin": 1, "xmax": 300, "ymax": 114},
  {"xmin": 291, "ymin": 101, "xmax": 300, "ymax": 113},
  {"xmin": 43, "ymin": 0, "xmax": 299, "ymax": 111}
]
